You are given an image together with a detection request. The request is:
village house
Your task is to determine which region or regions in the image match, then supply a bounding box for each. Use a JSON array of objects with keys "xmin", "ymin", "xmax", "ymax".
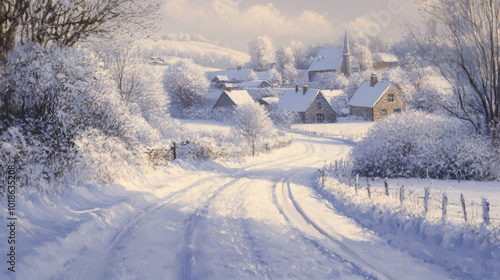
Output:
[
  {"xmin": 308, "ymin": 31, "xmax": 352, "ymax": 82},
  {"xmin": 278, "ymin": 85, "xmax": 337, "ymax": 123},
  {"xmin": 373, "ymin": 53, "xmax": 400, "ymax": 70},
  {"xmin": 348, "ymin": 74, "xmax": 404, "ymax": 121},
  {"xmin": 239, "ymin": 80, "xmax": 273, "ymax": 89},
  {"xmin": 212, "ymin": 89, "xmax": 255, "ymax": 110}
]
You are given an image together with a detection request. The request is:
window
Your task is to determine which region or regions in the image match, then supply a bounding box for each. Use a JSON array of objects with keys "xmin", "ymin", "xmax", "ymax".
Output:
[
  {"xmin": 388, "ymin": 94, "xmax": 394, "ymax": 102},
  {"xmin": 394, "ymin": 109, "xmax": 402, "ymax": 113},
  {"xmin": 317, "ymin": 114, "xmax": 325, "ymax": 123},
  {"xmin": 381, "ymin": 109, "xmax": 388, "ymax": 117},
  {"xmin": 317, "ymin": 101, "xmax": 322, "ymax": 110}
]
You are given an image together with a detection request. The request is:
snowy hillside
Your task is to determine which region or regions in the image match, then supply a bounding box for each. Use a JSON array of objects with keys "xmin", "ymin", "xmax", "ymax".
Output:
[{"xmin": 134, "ymin": 39, "xmax": 250, "ymax": 70}]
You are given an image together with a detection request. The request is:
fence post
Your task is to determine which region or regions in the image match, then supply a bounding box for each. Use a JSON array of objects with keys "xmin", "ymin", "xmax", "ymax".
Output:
[
  {"xmin": 460, "ymin": 193, "xmax": 467, "ymax": 224},
  {"xmin": 384, "ymin": 178, "xmax": 389, "ymax": 197},
  {"xmin": 424, "ymin": 187, "xmax": 429, "ymax": 215},
  {"xmin": 348, "ymin": 171, "xmax": 352, "ymax": 188},
  {"xmin": 355, "ymin": 174, "xmax": 359, "ymax": 196},
  {"xmin": 400, "ymin": 185, "xmax": 405, "ymax": 205},
  {"xmin": 482, "ymin": 198, "xmax": 490, "ymax": 226},
  {"xmin": 366, "ymin": 177, "xmax": 371, "ymax": 199},
  {"xmin": 171, "ymin": 142, "xmax": 177, "ymax": 160},
  {"xmin": 442, "ymin": 193, "xmax": 448, "ymax": 221}
]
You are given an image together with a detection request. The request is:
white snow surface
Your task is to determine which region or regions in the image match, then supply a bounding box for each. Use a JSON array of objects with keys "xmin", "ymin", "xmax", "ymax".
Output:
[
  {"xmin": 223, "ymin": 89, "xmax": 255, "ymax": 106},
  {"xmin": 277, "ymin": 88, "xmax": 320, "ymax": 112},
  {"xmin": 374, "ymin": 52, "xmax": 399, "ymax": 63},
  {"xmin": 0, "ymin": 127, "xmax": 465, "ymax": 280},
  {"xmin": 348, "ymin": 81, "xmax": 394, "ymax": 108}
]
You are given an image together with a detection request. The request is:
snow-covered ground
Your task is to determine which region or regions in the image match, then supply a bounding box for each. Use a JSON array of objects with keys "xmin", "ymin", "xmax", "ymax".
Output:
[
  {"xmin": 1, "ymin": 129, "xmax": 462, "ymax": 280},
  {"xmin": 292, "ymin": 120, "xmax": 374, "ymax": 138},
  {"xmin": 179, "ymin": 119, "xmax": 233, "ymax": 135}
]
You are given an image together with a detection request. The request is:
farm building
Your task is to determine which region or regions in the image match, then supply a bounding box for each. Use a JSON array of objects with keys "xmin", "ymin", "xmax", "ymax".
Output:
[
  {"xmin": 277, "ymin": 85, "xmax": 337, "ymax": 123},
  {"xmin": 373, "ymin": 53, "xmax": 399, "ymax": 70},
  {"xmin": 348, "ymin": 74, "xmax": 404, "ymax": 121},
  {"xmin": 212, "ymin": 89, "xmax": 255, "ymax": 110}
]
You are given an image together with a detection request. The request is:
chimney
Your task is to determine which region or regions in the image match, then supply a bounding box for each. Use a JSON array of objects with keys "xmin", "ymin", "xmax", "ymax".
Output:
[
  {"xmin": 227, "ymin": 87, "xmax": 231, "ymax": 92},
  {"xmin": 295, "ymin": 84, "xmax": 299, "ymax": 93},
  {"xmin": 302, "ymin": 84, "xmax": 308, "ymax": 95},
  {"xmin": 370, "ymin": 73, "xmax": 378, "ymax": 87}
]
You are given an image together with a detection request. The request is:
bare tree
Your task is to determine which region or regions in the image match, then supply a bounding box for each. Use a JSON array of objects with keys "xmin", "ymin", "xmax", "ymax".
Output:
[
  {"xmin": 1, "ymin": 0, "xmax": 159, "ymax": 60},
  {"xmin": 233, "ymin": 102, "xmax": 274, "ymax": 157},
  {"xmin": 107, "ymin": 50, "xmax": 159, "ymax": 105},
  {"xmin": 408, "ymin": 0, "xmax": 500, "ymax": 135},
  {"xmin": 162, "ymin": 59, "xmax": 209, "ymax": 109},
  {"xmin": 0, "ymin": 0, "xmax": 29, "ymax": 60}
]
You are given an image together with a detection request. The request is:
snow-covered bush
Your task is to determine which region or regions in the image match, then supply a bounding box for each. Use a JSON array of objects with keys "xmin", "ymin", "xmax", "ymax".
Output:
[
  {"xmin": 0, "ymin": 44, "xmax": 178, "ymax": 192},
  {"xmin": 351, "ymin": 111, "xmax": 500, "ymax": 180},
  {"xmin": 232, "ymin": 103, "xmax": 276, "ymax": 156},
  {"xmin": 163, "ymin": 59, "xmax": 209, "ymax": 109}
]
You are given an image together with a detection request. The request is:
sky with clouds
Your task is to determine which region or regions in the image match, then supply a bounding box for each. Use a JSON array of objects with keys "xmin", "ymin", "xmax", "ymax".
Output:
[{"xmin": 158, "ymin": 0, "xmax": 422, "ymax": 51}]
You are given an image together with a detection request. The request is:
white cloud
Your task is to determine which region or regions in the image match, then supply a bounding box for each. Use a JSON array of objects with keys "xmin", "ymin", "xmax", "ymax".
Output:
[{"xmin": 162, "ymin": 0, "xmax": 337, "ymax": 49}]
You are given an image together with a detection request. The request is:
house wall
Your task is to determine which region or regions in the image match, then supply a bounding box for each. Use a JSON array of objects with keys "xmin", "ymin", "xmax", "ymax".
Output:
[
  {"xmin": 212, "ymin": 93, "xmax": 236, "ymax": 110},
  {"xmin": 304, "ymin": 94, "xmax": 337, "ymax": 123},
  {"xmin": 308, "ymin": 70, "xmax": 337, "ymax": 82},
  {"xmin": 372, "ymin": 85, "xmax": 404, "ymax": 121},
  {"xmin": 349, "ymin": 106, "xmax": 373, "ymax": 121}
]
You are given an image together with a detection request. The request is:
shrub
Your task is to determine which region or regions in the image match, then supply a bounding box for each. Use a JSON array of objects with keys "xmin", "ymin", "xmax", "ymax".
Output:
[{"xmin": 351, "ymin": 111, "xmax": 500, "ymax": 180}]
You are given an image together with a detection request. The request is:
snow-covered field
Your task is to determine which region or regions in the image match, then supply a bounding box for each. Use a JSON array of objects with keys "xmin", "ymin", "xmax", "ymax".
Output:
[
  {"xmin": 292, "ymin": 120, "xmax": 374, "ymax": 138},
  {"xmin": 179, "ymin": 119, "xmax": 233, "ymax": 135},
  {"xmin": 0, "ymin": 130, "xmax": 461, "ymax": 280}
]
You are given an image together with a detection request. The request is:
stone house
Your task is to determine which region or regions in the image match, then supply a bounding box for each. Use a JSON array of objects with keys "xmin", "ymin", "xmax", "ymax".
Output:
[
  {"xmin": 348, "ymin": 74, "xmax": 404, "ymax": 121},
  {"xmin": 212, "ymin": 89, "xmax": 255, "ymax": 110},
  {"xmin": 308, "ymin": 31, "xmax": 352, "ymax": 82},
  {"xmin": 278, "ymin": 85, "xmax": 337, "ymax": 123}
]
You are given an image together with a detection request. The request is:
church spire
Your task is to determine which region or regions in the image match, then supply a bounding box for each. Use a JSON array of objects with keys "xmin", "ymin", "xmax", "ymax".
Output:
[{"xmin": 341, "ymin": 30, "xmax": 352, "ymax": 77}]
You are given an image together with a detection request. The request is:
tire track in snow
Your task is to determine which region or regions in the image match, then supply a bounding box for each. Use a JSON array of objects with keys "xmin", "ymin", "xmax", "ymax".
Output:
[
  {"xmin": 283, "ymin": 182, "xmax": 394, "ymax": 280},
  {"xmin": 179, "ymin": 178, "xmax": 273, "ymax": 280},
  {"xmin": 271, "ymin": 181, "xmax": 378, "ymax": 280},
  {"xmin": 70, "ymin": 174, "xmax": 224, "ymax": 280}
]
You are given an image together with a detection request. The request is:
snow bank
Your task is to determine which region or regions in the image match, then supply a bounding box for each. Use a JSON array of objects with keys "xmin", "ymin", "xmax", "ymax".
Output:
[{"xmin": 314, "ymin": 171, "xmax": 500, "ymax": 279}]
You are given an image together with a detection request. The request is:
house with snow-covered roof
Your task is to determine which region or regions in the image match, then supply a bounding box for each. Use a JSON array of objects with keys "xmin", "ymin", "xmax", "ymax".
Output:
[
  {"xmin": 212, "ymin": 89, "xmax": 255, "ymax": 110},
  {"xmin": 278, "ymin": 85, "xmax": 337, "ymax": 123},
  {"xmin": 308, "ymin": 31, "xmax": 352, "ymax": 82},
  {"xmin": 239, "ymin": 80, "xmax": 273, "ymax": 89},
  {"xmin": 348, "ymin": 74, "xmax": 404, "ymax": 121},
  {"xmin": 212, "ymin": 75, "xmax": 229, "ymax": 83},
  {"xmin": 258, "ymin": 97, "xmax": 280, "ymax": 109},
  {"xmin": 373, "ymin": 53, "xmax": 399, "ymax": 70}
]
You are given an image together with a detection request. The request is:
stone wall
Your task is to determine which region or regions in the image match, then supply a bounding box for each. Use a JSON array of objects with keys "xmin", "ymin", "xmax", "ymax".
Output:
[
  {"xmin": 372, "ymin": 85, "xmax": 404, "ymax": 121},
  {"xmin": 304, "ymin": 94, "xmax": 337, "ymax": 123},
  {"xmin": 349, "ymin": 106, "xmax": 373, "ymax": 121}
]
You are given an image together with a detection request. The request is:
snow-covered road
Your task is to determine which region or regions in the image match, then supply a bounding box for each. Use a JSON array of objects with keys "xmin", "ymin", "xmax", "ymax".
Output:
[{"xmin": 11, "ymin": 132, "xmax": 452, "ymax": 280}]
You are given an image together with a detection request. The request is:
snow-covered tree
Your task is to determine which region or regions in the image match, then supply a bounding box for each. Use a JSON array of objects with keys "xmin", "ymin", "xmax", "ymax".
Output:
[
  {"xmin": 163, "ymin": 59, "xmax": 209, "ymax": 109},
  {"xmin": 282, "ymin": 64, "xmax": 298, "ymax": 85},
  {"xmin": 408, "ymin": 0, "xmax": 500, "ymax": 134},
  {"xmin": 352, "ymin": 44, "xmax": 373, "ymax": 72},
  {"xmin": 248, "ymin": 36, "xmax": 275, "ymax": 71},
  {"xmin": 268, "ymin": 68, "xmax": 282, "ymax": 85},
  {"xmin": 288, "ymin": 40, "xmax": 306, "ymax": 69},
  {"xmin": 0, "ymin": 0, "xmax": 160, "ymax": 58},
  {"xmin": 233, "ymin": 102, "xmax": 274, "ymax": 156},
  {"xmin": 311, "ymin": 72, "xmax": 349, "ymax": 90}
]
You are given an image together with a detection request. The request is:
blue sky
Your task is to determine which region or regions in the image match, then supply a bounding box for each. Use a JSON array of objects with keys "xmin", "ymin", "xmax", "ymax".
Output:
[{"xmin": 159, "ymin": 0, "xmax": 421, "ymax": 51}]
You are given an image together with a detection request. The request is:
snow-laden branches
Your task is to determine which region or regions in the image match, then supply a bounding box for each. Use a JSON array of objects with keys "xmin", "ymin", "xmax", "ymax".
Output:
[
  {"xmin": 233, "ymin": 103, "xmax": 275, "ymax": 157},
  {"xmin": 163, "ymin": 59, "xmax": 209, "ymax": 109},
  {"xmin": 409, "ymin": 0, "xmax": 500, "ymax": 134}
]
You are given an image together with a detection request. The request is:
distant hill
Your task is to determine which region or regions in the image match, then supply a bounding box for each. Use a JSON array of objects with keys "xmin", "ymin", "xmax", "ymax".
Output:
[{"xmin": 134, "ymin": 39, "xmax": 250, "ymax": 70}]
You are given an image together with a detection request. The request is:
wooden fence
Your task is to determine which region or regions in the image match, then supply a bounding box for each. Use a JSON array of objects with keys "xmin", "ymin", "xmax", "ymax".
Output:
[
  {"xmin": 290, "ymin": 128, "xmax": 365, "ymax": 140},
  {"xmin": 319, "ymin": 163, "xmax": 498, "ymax": 227}
]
